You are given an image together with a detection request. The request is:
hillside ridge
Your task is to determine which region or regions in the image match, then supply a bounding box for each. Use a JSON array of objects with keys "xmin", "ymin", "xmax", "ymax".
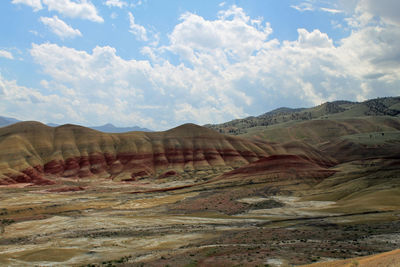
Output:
[
  {"xmin": 205, "ymin": 96, "xmax": 400, "ymax": 135},
  {"xmin": 1, "ymin": 122, "xmax": 309, "ymax": 185}
]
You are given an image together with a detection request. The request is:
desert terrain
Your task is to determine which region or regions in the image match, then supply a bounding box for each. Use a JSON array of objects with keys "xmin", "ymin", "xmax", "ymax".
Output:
[{"xmin": 0, "ymin": 97, "xmax": 400, "ymax": 266}]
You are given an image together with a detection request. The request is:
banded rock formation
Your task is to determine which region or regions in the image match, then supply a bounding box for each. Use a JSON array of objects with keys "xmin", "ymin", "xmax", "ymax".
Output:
[{"xmin": 0, "ymin": 122, "xmax": 282, "ymax": 185}]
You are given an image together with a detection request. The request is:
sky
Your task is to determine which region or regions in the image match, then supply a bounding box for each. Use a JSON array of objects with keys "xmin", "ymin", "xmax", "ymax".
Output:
[{"xmin": 0, "ymin": 0, "xmax": 399, "ymax": 130}]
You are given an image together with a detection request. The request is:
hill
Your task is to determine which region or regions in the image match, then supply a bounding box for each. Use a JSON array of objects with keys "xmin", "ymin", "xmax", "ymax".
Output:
[
  {"xmin": 0, "ymin": 122, "xmax": 315, "ymax": 185},
  {"xmin": 212, "ymin": 98, "xmax": 400, "ymax": 215},
  {"xmin": 205, "ymin": 96, "xmax": 400, "ymax": 135}
]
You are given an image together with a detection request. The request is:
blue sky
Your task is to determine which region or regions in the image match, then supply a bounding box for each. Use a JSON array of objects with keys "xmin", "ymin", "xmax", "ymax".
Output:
[{"xmin": 0, "ymin": 0, "xmax": 399, "ymax": 130}]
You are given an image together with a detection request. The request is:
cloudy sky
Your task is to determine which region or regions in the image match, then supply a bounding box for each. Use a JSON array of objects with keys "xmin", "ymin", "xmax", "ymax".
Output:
[{"xmin": 0, "ymin": 0, "xmax": 399, "ymax": 130}]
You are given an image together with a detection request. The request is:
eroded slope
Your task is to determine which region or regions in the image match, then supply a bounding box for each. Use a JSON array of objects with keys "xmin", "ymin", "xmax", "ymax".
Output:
[{"xmin": 0, "ymin": 122, "xmax": 308, "ymax": 185}]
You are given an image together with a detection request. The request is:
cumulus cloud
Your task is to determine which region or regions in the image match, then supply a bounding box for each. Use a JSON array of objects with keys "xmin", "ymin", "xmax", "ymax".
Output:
[
  {"xmin": 42, "ymin": 0, "xmax": 103, "ymax": 23},
  {"xmin": 11, "ymin": 0, "xmax": 43, "ymax": 11},
  {"xmin": 128, "ymin": 12, "xmax": 148, "ymax": 41},
  {"xmin": 165, "ymin": 5, "xmax": 272, "ymax": 65},
  {"xmin": 40, "ymin": 16, "xmax": 82, "ymax": 39},
  {"xmin": 0, "ymin": 74, "xmax": 79, "ymax": 123},
  {"xmin": 0, "ymin": 50, "xmax": 14, "ymax": 60},
  {"xmin": 297, "ymin": 28, "xmax": 333, "ymax": 48},
  {"xmin": 356, "ymin": 0, "xmax": 400, "ymax": 26},
  {"xmin": 342, "ymin": 0, "xmax": 400, "ymax": 29},
  {"xmin": 19, "ymin": 4, "xmax": 400, "ymax": 129},
  {"xmin": 30, "ymin": 43, "xmax": 158, "ymax": 127},
  {"xmin": 105, "ymin": 0, "xmax": 127, "ymax": 8},
  {"xmin": 338, "ymin": 0, "xmax": 400, "ymax": 84}
]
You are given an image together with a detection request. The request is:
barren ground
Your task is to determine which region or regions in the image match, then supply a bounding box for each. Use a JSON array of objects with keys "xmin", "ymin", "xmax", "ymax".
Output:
[{"xmin": 1, "ymin": 171, "xmax": 399, "ymax": 267}]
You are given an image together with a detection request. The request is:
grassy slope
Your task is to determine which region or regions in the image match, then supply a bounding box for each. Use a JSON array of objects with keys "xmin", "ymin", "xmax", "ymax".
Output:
[
  {"xmin": 206, "ymin": 96, "xmax": 400, "ymax": 135},
  {"xmin": 207, "ymin": 98, "xmax": 400, "ymax": 217},
  {"xmin": 241, "ymin": 116, "xmax": 400, "ymax": 144}
]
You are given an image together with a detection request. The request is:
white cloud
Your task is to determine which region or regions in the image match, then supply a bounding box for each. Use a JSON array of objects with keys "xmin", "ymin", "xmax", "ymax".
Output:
[
  {"xmin": 105, "ymin": 0, "xmax": 127, "ymax": 8},
  {"xmin": 42, "ymin": 0, "xmax": 103, "ymax": 23},
  {"xmin": 0, "ymin": 74, "xmax": 81, "ymax": 123},
  {"xmin": 28, "ymin": 41, "xmax": 251, "ymax": 128},
  {"xmin": 291, "ymin": 2, "xmax": 314, "ymax": 12},
  {"xmin": 40, "ymin": 16, "xmax": 82, "ymax": 39},
  {"xmin": 128, "ymin": 12, "xmax": 148, "ymax": 41},
  {"xmin": 343, "ymin": 0, "xmax": 400, "ymax": 28},
  {"xmin": 320, "ymin": 7, "xmax": 343, "ymax": 14},
  {"xmin": 29, "ymin": 43, "xmax": 158, "ymax": 127},
  {"xmin": 40, "ymin": 79, "xmax": 49, "ymax": 88},
  {"xmin": 165, "ymin": 5, "xmax": 272, "ymax": 65},
  {"xmin": 356, "ymin": 0, "xmax": 400, "ymax": 26},
  {"xmin": 18, "ymin": 4, "xmax": 400, "ymax": 129},
  {"xmin": 11, "ymin": 0, "xmax": 43, "ymax": 11},
  {"xmin": 130, "ymin": 0, "xmax": 143, "ymax": 8},
  {"xmin": 339, "ymin": 25, "xmax": 400, "ymax": 82},
  {"xmin": 292, "ymin": 2, "xmax": 343, "ymax": 14},
  {"xmin": 297, "ymin": 28, "xmax": 333, "ymax": 48},
  {"xmin": 337, "ymin": 0, "xmax": 400, "ymax": 85},
  {"xmin": 0, "ymin": 50, "xmax": 14, "ymax": 60}
]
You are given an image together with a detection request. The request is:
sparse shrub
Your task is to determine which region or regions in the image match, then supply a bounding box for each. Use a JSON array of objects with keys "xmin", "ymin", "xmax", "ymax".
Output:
[
  {"xmin": 205, "ymin": 247, "xmax": 217, "ymax": 256},
  {"xmin": 1, "ymin": 219, "xmax": 15, "ymax": 225},
  {"xmin": 184, "ymin": 260, "xmax": 198, "ymax": 267}
]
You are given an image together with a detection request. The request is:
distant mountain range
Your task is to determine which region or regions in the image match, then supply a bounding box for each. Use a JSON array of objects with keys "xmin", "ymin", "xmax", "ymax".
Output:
[
  {"xmin": 0, "ymin": 118, "xmax": 152, "ymax": 133},
  {"xmin": 0, "ymin": 116, "xmax": 20, "ymax": 127},
  {"xmin": 89, "ymin": 123, "xmax": 152, "ymax": 133}
]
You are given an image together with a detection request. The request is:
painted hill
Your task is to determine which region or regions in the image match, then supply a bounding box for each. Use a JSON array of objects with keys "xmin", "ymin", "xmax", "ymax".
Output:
[
  {"xmin": 0, "ymin": 122, "xmax": 315, "ymax": 186},
  {"xmin": 217, "ymin": 154, "xmax": 336, "ymax": 183}
]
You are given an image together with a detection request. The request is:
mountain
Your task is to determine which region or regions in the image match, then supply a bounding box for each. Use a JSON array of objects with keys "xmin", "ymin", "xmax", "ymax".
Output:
[
  {"xmin": 205, "ymin": 96, "xmax": 400, "ymax": 135},
  {"xmin": 0, "ymin": 116, "xmax": 20, "ymax": 127},
  {"xmin": 46, "ymin": 123, "xmax": 60, "ymax": 127},
  {"xmin": 47, "ymin": 122, "xmax": 152, "ymax": 132},
  {"xmin": 89, "ymin": 123, "xmax": 151, "ymax": 133},
  {"xmin": 1, "ymin": 117, "xmax": 152, "ymax": 133}
]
